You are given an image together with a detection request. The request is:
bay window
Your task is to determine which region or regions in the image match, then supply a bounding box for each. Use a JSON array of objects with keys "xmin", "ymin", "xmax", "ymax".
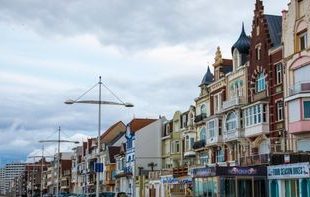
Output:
[{"xmin": 244, "ymin": 104, "xmax": 267, "ymax": 127}]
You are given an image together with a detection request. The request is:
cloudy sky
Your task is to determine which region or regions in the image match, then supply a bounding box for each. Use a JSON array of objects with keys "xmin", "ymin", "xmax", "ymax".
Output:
[{"xmin": 0, "ymin": 0, "xmax": 288, "ymax": 165}]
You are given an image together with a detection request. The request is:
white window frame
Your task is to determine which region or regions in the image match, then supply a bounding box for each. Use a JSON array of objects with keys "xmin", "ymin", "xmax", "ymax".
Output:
[
  {"xmin": 226, "ymin": 112, "xmax": 237, "ymax": 134},
  {"xmin": 299, "ymin": 31, "xmax": 308, "ymax": 51},
  {"xmin": 244, "ymin": 104, "xmax": 267, "ymax": 127},
  {"xmin": 207, "ymin": 120, "xmax": 215, "ymax": 138},
  {"xmin": 175, "ymin": 141, "xmax": 180, "ymax": 153},
  {"xmin": 200, "ymin": 127, "xmax": 206, "ymax": 141},
  {"xmin": 185, "ymin": 136, "xmax": 189, "ymax": 151},
  {"xmin": 276, "ymin": 101, "xmax": 284, "ymax": 121},
  {"xmin": 276, "ymin": 63, "xmax": 283, "ymax": 84},
  {"xmin": 256, "ymin": 73, "xmax": 266, "ymax": 92}
]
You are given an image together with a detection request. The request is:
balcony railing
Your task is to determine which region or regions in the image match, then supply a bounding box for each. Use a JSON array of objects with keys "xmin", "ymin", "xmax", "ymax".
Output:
[
  {"xmin": 194, "ymin": 113, "xmax": 207, "ymax": 123},
  {"xmin": 289, "ymin": 81, "xmax": 310, "ymax": 96},
  {"xmin": 240, "ymin": 154, "xmax": 269, "ymax": 166},
  {"xmin": 224, "ymin": 129, "xmax": 244, "ymax": 141},
  {"xmin": 222, "ymin": 96, "xmax": 244, "ymax": 111},
  {"xmin": 193, "ymin": 140, "xmax": 206, "ymax": 150}
]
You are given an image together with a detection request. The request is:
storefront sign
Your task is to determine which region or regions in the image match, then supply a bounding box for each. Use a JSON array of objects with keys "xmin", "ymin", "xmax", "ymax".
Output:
[
  {"xmin": 217, "ymin": 166, "xmax": 267, "ymax": 176},
  {"xmin": 268, "ymin": 162, "xmax": 310, "ymax": 179},
  {"xmin": 191, "ymin": 166, "xmax": 266, "ymax": 178},
  {"xmin": 160, "ymin": 176, "xmax": 192, "ymax": 184},
  {"xmin": 191, "ymin": 167, "xmax": 216, "ymax": 178}
]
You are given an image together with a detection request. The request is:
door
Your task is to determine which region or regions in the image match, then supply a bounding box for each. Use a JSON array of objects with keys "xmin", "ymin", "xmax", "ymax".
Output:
[{"xmin": 237, "ymin": 178, "xmax": 252, "ymax": 197}]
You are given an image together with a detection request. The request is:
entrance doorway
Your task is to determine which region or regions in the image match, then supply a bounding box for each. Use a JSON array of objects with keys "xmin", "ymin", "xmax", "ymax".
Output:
[{"xmin": 237, "ymin": 179, "xmax": 252, "ymax": 197}]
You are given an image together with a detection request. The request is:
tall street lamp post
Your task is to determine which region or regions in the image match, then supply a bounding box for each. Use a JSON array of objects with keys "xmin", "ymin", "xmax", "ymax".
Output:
[
  {"xmin": 64, "ymin": 76, "xmax": 133, "ymax": 197},
  {"xmin": 39, "ymin": 127, "xmax": 79, "ymax": 197}
]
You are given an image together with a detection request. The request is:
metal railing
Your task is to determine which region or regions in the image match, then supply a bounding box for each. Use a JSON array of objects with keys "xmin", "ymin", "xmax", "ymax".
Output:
[
  {"xmin": 222, "ymin": 96, "xmax": 243, "ymax": 110},
  {"xmin": 240, "ymin": 154, "xmax": 269, "ymax": 166}
]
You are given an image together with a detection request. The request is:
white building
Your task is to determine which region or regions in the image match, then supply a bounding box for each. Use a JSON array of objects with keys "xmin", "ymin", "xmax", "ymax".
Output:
[
  {"xmin": 115, "ymin": 118, "xmax": 164, "ymax": 197},
  {"xmin": 3, "ymin": 162, "xmax": 25, "ymax": 195},
  {"xmin": 0, "ymin": 168, "xmax": 5, "ymax": 195}
]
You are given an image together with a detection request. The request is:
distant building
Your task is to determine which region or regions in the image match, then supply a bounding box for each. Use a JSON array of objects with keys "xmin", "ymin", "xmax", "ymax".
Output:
[
  {"xmin": 0, "ymin": 168, "xmax": 5, "ymax": 195},
  {"xmin": 3, "ymin": 162, "xmax": 26, "ymax": 195}
]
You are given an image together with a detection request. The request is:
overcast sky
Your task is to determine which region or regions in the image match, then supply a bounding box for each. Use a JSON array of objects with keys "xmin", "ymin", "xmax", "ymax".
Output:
[{"xmin": 0, "ymin": 0, "xmax": 288, "ymax": 165}]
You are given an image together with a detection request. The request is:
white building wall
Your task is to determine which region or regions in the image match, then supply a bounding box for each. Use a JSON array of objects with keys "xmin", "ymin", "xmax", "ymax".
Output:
[{"xmin": 135, "ymin": 119, "xmax": 163, "ymax": 174}]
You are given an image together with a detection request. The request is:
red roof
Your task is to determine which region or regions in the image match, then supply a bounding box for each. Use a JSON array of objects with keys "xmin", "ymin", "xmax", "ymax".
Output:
[
  {"xmin": 128, "ymin": 118, "xmax": 157, "ymax": 133},
  {"xmin": 100, "ymin": 121, "xmax": 126, "ymax": 142}
]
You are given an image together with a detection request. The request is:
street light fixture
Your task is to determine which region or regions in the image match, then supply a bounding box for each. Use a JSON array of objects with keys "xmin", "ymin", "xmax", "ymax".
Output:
[
  {"xmin": 39, "ymin": 127, "xmax": 79, "ymax": 197},
  {"xmin": 64, "ymin": 76, "xmax": 133, "ymax": 197}
]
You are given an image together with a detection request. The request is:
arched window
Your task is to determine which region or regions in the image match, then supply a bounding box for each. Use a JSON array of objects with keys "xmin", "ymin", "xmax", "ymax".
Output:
[
  {"xmin": 200, "ymin": 104, "xmax": 206, "ymax": 114},
  {"xmin": 226, "ymin": 112, "xmax": 237, "ymax": 133},
  {"xmin": 256, "ymin": 73, "xmax": 266, "ymax": 92},
  {"xmin": 200, "ymin": 128, "xmax": 206, "ymax": 141}
]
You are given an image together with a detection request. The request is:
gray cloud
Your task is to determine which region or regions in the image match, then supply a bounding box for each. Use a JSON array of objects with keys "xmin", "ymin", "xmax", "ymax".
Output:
[
  {"xmin": 0, "ymin": 0, "xmax": 288, "ymax": 50},
  {"xmin": 0, "ymin": 0, "xmax": 289, "ymax": 163}
]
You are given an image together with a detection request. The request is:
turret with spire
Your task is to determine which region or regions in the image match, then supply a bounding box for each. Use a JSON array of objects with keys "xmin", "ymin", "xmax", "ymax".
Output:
[{"xmin": 231, "ymin": 23, "xmax": 251, "ymax": 69}]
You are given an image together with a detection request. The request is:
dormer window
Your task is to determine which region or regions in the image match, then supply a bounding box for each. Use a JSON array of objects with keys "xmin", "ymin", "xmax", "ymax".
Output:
[
  {"xmin": 233, "ymin": 49, "xmax": 241, "ymax": 69},
  {"xmin": 256, "ymin": 73, "xmax": 266, "ymax": 92}
]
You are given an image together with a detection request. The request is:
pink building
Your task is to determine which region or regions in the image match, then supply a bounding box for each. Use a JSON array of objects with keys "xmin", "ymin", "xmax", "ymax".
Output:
[{"xmin": 283, "ymin": 0, "xmax": 310, "ymax": 151}]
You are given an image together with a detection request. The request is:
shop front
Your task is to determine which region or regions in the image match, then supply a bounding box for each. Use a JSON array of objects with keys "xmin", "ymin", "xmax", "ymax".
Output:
[
  {"xmin": 191, "ymin": 166, "xmax": 267, "ymax": 197},
  {"xmin": 160, "ymin": 175, "xmax": 193, "ymax": 197},
  {"xmin": 268, "ymin": 162, "xmax": 310, "ymax": 197}
]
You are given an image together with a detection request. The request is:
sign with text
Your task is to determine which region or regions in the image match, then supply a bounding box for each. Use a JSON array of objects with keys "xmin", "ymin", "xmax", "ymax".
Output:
[
  {"xmin": 191, "ymin": 166, "xmax": 266, "ymax": 178},
  {"xmin": 268, "ymin": 162, "xmax": 310, "ymax": 179},
  {"xmin": 160, "ymin": 175, "xmax": 192, "ymax": 184}
]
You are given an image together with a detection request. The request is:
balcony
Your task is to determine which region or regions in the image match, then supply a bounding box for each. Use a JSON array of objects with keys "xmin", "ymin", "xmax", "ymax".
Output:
[
  {"xmin": 173, "ymin": 167, "xmax": 188, "ymax": 177},
  {"xmin": 289, "ymin": 81, "xmax": 310, "ymax": 96},
  {"xmin": 253, "ymin": 90, "xmax": 267, "ymax": 102},
  {"xmin": 193, "ymin": 140, "xmax": 206, "ymax": 150},
  {"xmin": 244, "ymin": 123, "xmax": 269, "ymax": 137},
  {"xmin": 194, "ymin": 113, "xmax": 207, "ymax": 123},
  {"xmin": 206, "ymin": 136, "xmax": 223, "ymax": 146},
  {"xmin": 184, "ymin": 150, "xmax": 196, "ymax": 158},
  {"xmin": 240, "ymin": 154, "xmax": 270, "ymax": 166},
  {"xmin": 222, "ymin": 96, "xmax": 245, "ymax": 111},
  {"xmin": 224, "ymin": 128, "xmax": 244, "ymax": 142}
]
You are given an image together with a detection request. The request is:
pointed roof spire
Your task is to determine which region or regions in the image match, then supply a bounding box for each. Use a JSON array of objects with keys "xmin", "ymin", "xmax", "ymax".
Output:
[
  {"xmin": 231, "ymin": 23, "xmax": 251, "ymax": 54},
  {"xmin": 200, "ymin": 65, "xmax": 214, "ymax": 87}
]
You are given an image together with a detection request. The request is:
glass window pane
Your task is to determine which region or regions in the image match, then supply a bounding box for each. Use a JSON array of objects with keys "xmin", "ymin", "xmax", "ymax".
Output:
[{"xmin": 304, "ymin": 101, "xmax": 310, "ymax": 118}]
